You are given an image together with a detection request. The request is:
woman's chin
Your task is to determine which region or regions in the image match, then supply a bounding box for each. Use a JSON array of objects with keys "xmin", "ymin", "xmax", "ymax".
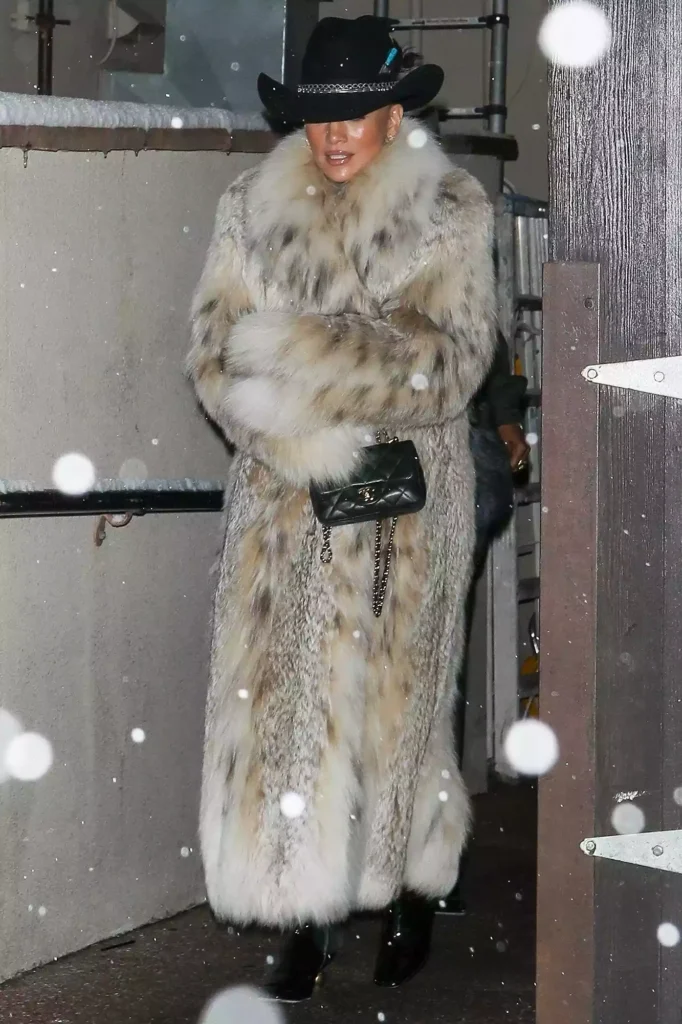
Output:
[{"xmin": 321, "ymin": 159, "xmax": 357, "ymax": 183}]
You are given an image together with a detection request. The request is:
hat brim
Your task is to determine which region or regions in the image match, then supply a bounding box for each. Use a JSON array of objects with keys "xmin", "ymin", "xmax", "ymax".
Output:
[{"xmin": 257, "ymin": 64, "xmax": 444, "ymax": 125}]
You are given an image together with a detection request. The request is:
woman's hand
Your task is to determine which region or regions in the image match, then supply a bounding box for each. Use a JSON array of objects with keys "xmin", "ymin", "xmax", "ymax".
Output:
[{"xmin": 497, "ymin": 423, "xmax": 530, "ymax": 473}]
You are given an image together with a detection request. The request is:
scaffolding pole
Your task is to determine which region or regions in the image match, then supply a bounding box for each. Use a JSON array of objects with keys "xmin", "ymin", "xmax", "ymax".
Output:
[{"xmin": 488, "ymin": 0, "xmax": 509, "ymax": 135}]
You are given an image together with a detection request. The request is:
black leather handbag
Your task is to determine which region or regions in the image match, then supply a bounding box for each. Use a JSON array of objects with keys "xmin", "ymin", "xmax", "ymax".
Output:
[{"xmin": 309, "ymin": 432, "xmax": 427, "ymax": 617}]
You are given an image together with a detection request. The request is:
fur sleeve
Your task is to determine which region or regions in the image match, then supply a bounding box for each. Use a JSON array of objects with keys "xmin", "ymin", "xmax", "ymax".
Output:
[
  {"xmin": 187, "ymin": 181, "xmax": 367, "ymax": 487},
  {"xmin": 226, "ymin": 172, "xmax": 496, "ymax": 437}
]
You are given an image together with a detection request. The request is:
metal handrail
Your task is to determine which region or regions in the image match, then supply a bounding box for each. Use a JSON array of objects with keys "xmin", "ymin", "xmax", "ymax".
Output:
[{"xmin": 0, "ymin": 480, "xmax": 224, "ymax": 518}]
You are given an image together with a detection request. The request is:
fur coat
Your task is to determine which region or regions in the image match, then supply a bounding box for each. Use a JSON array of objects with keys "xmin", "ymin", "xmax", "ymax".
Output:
[{"xmin": 187, "ymin": 117, "xmax": 495, "ymax": 928}]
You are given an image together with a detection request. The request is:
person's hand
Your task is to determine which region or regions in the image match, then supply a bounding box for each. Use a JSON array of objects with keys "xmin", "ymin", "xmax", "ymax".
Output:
[{"xmin": 497, "ymin": 423, "xmax": 530, "ymax": 473}]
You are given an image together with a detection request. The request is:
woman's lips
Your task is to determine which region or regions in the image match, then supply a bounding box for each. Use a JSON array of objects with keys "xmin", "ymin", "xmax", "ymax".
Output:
[{"xmin": 325, "ymin": 151, "xmax": 352, "ymax": 165}]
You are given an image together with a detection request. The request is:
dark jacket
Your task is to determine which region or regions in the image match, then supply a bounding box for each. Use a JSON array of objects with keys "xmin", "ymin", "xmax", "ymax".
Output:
[
  {"xmin": 470, "ymin": 331, "xmax": 527, "ymax": 565},
  {"xmin": 473, "ymin": 330, "xmax": 527, "ymax": 429}
]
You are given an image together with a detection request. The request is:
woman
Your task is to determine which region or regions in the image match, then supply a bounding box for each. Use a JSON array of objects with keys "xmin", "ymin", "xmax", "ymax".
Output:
[{"xmin": 187, "ymin": 14, "xmax": 495, "ymax": 1002}]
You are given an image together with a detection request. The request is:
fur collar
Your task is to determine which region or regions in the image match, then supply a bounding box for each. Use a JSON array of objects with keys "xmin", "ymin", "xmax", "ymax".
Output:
[
  {"xmin": 246, "ymin": 116, "xmax": 451, "ymax": 249},
  {"xmin": 241, "ymin": 117, "xmax": 454, "ymax": 308}
]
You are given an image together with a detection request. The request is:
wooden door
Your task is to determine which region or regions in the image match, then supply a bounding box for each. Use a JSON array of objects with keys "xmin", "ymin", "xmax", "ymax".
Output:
[{"xmin": 537, "ymin": 3, "xmax": 682, "ymax": 1023}]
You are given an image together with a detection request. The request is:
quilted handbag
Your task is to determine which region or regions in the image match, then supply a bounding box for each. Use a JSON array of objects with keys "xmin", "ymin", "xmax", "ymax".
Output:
[{"xmin": 309, "ymin": 432, "xmax": 427, "ymax": 617}]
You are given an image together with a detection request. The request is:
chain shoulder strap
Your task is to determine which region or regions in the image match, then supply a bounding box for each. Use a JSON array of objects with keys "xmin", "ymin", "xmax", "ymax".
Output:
[
  {"xmin": 372, "ymin": 514, "xmax": 398, "ymax": 617},
  {"xmin": 318, "ymin": 430, "xmax": 398, "ymax": 618}
]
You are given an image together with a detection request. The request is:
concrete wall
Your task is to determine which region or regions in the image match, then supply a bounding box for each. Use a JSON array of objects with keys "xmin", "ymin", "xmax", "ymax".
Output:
[
  {"xmin": 0, "ymin": 145, "xmax": 262, "ymax": 983},
  {"xmin": 321, "ymin": 0, "xmax": 549, "ymax": 199},
  {"xmin": 0, "ymin": 0, "xmax": 109, "ymax": 98}
]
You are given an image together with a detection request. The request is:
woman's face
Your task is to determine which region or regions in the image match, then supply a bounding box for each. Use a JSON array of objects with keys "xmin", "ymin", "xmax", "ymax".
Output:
[{"xmin": 305, "ymin": 104, "xmax": 404, "ymax": 183}]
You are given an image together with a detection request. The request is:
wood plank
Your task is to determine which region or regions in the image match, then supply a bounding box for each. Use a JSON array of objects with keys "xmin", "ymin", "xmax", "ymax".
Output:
[
  {"xmin": 548, "ymin": 0, "xmax": 671, "ymax": 1018},
  {"xmin": 536, "ymin": 262, "xmax": 599, "ymax": 1024},
  {"xmin": 660, "ymin": 0, "xmax": 682, "ymax": 1019},
  {"xmin": 590, "ymin": 1, "xmax": 665, "ymax": 1016}
]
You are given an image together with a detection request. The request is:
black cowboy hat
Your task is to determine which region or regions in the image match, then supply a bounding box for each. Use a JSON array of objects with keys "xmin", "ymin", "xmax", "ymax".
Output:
[{"xmin": 257, "ymin": 15, "xmax": 444, "ymax": 125}]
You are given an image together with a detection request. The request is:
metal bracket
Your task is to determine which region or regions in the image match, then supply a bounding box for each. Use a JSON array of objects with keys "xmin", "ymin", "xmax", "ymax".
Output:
[
  {"xmin": 581, "ymin": 830, "xmax": 682, "ymax": 874},
  {"xmin": 582, "ymin": 355, "xmax": 682, "ymax": 399}
]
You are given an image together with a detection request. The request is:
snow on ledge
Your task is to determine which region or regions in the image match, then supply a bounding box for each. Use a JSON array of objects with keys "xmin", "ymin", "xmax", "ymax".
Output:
[
  {"xmin": 0, "ymin": 478, "xmax": 225, "ymax": 493},
  {"xmin": 0, "ymin": 91, "xmax": 267, "ymax": 132}
]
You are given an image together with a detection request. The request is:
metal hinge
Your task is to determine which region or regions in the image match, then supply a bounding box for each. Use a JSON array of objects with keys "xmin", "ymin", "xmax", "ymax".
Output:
[
  {"xmin": 582, "ymin": 356, "xmax": 682, "ymax": 399},
  {"xmin": 581, "ymin": 830, "xmax": 682, "ymax": 873}
]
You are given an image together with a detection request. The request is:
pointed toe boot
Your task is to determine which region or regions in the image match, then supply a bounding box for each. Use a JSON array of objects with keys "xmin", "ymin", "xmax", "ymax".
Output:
[
  {"xmin": 264, "ymin": 924, "xmax": 336, "ymax": 1003},
  {"xmin": 373, "ymin": 891, "xmax": 435, "ymax": 988}
]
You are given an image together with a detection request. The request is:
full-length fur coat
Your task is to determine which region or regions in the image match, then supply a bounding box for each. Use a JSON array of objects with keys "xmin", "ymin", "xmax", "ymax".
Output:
[{"xmin": 188, "ymin": 117, "xmax": 495, "ymax": 928}]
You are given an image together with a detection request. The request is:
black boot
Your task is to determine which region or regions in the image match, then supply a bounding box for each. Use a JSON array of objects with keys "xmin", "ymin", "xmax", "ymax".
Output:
[
  {"xmin": 264, "ymin": 924, "xmax": 337, "ymax": 1003},
  {"xmin": 373, "ymin": 891, "xmax": 435, "ymax": 988}
]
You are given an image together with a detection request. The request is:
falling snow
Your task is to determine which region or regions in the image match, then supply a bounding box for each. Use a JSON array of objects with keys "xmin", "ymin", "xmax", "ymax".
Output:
[
  {"xmin": 407, "ymin": 128, "xmax": 427, "ymax": 149},
  {"xmin": 279, "ymin": 792, "xmax": 306, "ymax": 819},
  {"xmin": 411, "ymin": 373, "xmax": 429, "ymax": 391},
  {"xmin": 118, "ymin": 458, "xmax": 148, "ymax": 480},
  {"xmin": 504, "ymin": 719, "xmax": 559, "ymax": 777},
  {"xmin": 131, "ymin": 728, "xmax": 146, "ymax": 744},
  {"xmin": 5, "ymin": 732, "xmax": 54, "ymax": 781},
  {"xmin": 438, "ymin": 790, "xmax": 448, "ymax": 802},
  {"xmin": 657, "ymin": 923, "xmax": 681, "ymax": 948},
  {"xmin": 611, "ymin": 802, "xmax": 645, "ymax": 836},
  {"xmin": 52, "ymin": 453, "xmax": 96, "ymax": 496},
  {"xmin": 238, "ymin": 689, "xmax": 249, "ymax": 700},
  {"xmin": 180, "ymin": 846, "xmax": 191, "ymax": 858},
  {"xmin": 199, "ymin": 985, "xmax": 283, "ymax": 1023},
  {"xmin": 538, "ymin": 1, "xmax": 612, "ymax": 68}
]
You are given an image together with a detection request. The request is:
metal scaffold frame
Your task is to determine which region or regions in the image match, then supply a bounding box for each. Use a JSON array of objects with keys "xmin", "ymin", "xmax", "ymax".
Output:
[{"xmin": 373, "ymin": 0, "xmax": 509, "ymax": 133}]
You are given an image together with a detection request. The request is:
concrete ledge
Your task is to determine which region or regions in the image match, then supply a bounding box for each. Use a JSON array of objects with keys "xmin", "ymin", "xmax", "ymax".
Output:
[{"xmin": 0, "ymin": 125, "xmax": 276, "ymax": 153}]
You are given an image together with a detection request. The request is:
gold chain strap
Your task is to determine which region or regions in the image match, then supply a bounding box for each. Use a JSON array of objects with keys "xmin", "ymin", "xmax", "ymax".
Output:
[
  {"xmin": 320, "ymin": 526, "xmax": 332, "ymax": 564},
  {"xmin": 318, "ymin": 431, "xmax": 398, "ymax": 618},
  {"xmin": 372, "ymin": 514, "xmax": 398, "ymax": 617}
]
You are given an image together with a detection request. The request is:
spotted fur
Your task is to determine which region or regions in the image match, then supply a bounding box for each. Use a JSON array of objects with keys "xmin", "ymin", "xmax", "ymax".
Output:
[{"xmin": 188, "ymin": 117, "xmax": 495, "ymax": 927}]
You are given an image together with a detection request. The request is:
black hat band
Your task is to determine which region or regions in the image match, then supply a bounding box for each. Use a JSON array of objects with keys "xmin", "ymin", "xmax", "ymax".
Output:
[{"xmin": 297, "ymin": 81, "xmax": 395, "ymax": 95}]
